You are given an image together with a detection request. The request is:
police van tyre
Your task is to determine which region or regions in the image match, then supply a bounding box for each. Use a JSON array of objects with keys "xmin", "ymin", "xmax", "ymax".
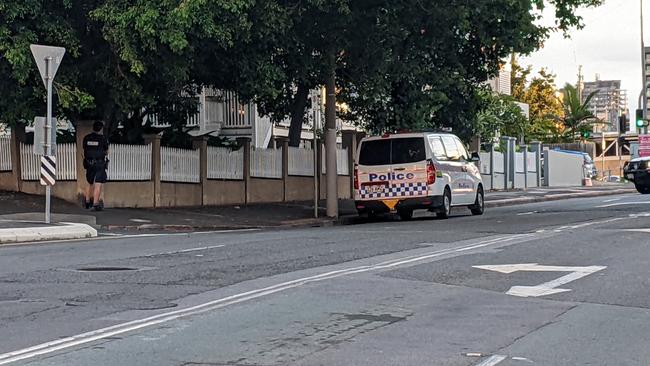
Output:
[
  {"xmin": 636, "ymin": 184, "xmax": 650, "ymax": 194},
  {"xmin": 470, "ymin": 186, "xmax": 484, "ymax": 215},
  {"xmin": 436, "ymin": 188, "xmax": 451, "ymax": 219},
  {"xmin": 398, "ymin": 210, "xmax": 413, "ymax": 221}
]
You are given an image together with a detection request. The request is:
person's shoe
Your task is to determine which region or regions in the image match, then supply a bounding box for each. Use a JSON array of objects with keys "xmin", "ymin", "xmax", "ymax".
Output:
[{"xmin": 92, "ymin": 205, "xmax": 103, "ymax": 212}]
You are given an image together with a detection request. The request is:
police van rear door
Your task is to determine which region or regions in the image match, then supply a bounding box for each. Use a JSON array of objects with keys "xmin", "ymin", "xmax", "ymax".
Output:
[
  {"xmin": 389, "ymin": 136, "xmax": 428, "ymax": 199},
  {"xmin": 356, "ymin": 136, "xmax": 428, "ymax": 201},
  {"xmin": 357, "ymin": 138, "xmax": 392, "ymax": 200}
]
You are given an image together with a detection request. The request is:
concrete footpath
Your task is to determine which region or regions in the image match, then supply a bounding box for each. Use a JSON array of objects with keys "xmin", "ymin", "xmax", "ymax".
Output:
[{"xmin": 0, "ymin": 183, "xmax": 636, "ymax": 242}]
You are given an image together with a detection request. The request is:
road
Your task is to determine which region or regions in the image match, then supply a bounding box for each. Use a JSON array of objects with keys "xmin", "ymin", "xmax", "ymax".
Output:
[{"xmin": 2, "ymin": 192, "xmax": 650, "ymax": 365}]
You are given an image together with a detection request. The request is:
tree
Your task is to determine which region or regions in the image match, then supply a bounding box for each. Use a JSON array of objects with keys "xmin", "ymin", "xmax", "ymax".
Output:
[
  {"xmin": 475, "ymin": 88, "xmax": 528, "ymax": 143},
  {"xmin": 511, "ymin": 61, "xmax": 564, "ymax": 142},
  {"xmin": 560, "ymin": 83, "xmax": 601, "ymax": 141}
]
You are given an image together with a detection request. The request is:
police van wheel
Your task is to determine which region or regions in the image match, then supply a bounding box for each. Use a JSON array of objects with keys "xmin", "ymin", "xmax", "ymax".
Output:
[
  {"xmin": 398, "ymin": 210, "xmax": 413, "ymax": 221},
  {"xmin": 470, "ymin": 187, "xmax": 484, "ymax": 215},
  {"xmin": 436, "ymin": 189, "xmax": 451, "ymax": 219}
]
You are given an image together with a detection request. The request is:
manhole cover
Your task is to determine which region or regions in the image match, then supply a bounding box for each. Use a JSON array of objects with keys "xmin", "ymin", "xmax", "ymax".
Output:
[{"xmin": 76, "ymin": 267, "xmax": 138, "ymax": 272}]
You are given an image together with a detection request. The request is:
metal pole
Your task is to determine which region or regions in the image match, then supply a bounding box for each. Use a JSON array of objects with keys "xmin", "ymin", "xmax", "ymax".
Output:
[
  {"xmin": 313, "ymin": 101, "xmax": 319, "ymax": 219},
  {"xmin": 45, "ymin": 56, "xmax": 52, "ymax": 224},
  {"xmin": 642, "ymin": 0, "xmax": 647, "ymax": 127},
  {"xmin": 325, "ymin": 52, "xmax": 338, "ymax": 218}
]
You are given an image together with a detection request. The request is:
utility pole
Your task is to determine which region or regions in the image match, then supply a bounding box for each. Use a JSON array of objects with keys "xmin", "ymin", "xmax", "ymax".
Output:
[
  {"xmin": 641, "ymin": 0, "xmax": 648, "ymax": 134},
  {"xmin": 325, "ymin": 51, "xmax": 338, "ymax": 218}
]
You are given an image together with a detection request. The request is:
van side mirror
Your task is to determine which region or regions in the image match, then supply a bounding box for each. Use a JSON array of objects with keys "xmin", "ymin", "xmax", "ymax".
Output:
[{"xmin": 470, "ymin": 152, "xmax": 480, "ymax": 162}]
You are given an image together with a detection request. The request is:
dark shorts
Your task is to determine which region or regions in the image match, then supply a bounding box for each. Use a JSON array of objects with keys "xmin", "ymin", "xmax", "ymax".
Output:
[{"xmin": 85, "ymin": 160, "xmax": 107, "ymax": 184}]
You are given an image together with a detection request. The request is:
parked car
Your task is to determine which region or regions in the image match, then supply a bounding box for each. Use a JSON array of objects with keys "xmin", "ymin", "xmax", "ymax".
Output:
[
  {"xmin": 354, "ymin": 132, "xmax": 484, "ymax": 220},
  {"xmin": 624, "ymin": 157, "xmax": 650, "ymax": 194},
  {"xmin": 552, "ymin": 149, "xmax": 597, "ymax": 178}
]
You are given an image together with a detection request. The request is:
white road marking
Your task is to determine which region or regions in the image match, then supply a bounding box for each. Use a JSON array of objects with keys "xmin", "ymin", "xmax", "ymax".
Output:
[
  {"xmin": 517, "ymin": 211, "xmax": 537, "ymax": 216},
  {"xmin": 596, "ymin": 201, "xmax": 650, "ymax": 208},
  {"xmin": 157, "ymin": 244, "xmax": 225, "ymax": 255},
  {"xmin": 473, "ymin": 263, "xmax": 607, "ymax": 298},
  {"xmin": 602, "ymin": 198, "xmax": 621, "ymax": 203},
  {"xmin": 622, "ymin": 228, "xmax": 650, "ymax": 233},
  {"xmin": 0, "ymin": 235, "xmax": 534, "ymax": 365},
  {"xmin": 475, "ymin": 354, "xmax": 507, "ymax": 366},
  {"xmin": 512, "ymin": 356, "xmax": 533, "ymax": 362}
]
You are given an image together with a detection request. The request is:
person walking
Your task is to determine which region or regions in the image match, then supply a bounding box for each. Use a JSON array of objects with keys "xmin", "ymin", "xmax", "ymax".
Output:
[{"xmin": 82, "ymin": 121, "xmax": 109, "ymax": 211}]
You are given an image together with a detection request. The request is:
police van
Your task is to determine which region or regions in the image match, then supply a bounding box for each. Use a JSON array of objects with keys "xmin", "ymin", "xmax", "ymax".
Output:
[{"xmin": 354, "ymin": 132, "xmax": 484, "ymax": 220}]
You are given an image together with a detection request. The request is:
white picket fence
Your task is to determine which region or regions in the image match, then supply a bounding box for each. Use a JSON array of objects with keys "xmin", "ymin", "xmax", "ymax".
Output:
[
  {"xmin": 321, "ymin": 148, "xmax": 350, "ymax": 175},
  {"xmin": 107, "ymin": 144, "xmax": 152, "ymax": 181},
  {"xmin": 20, "ymin": 143, "xmax": 77, "ymax": 181},
  {"xmin": 288, "ymin": 147, "xmax": 314, "ymax": 176},
  {"xmin": 0, "ymin": 136, "xmax": 11, "ymax": 171},
  {"xmin": 207, "ymin": 146, "xmax": 244, "ymax": 180},
  {"xmin": 251, "ymin": 147, "xmax": 282, "ymax": 178},
  {"xmin": 161, "ymin": 146, "xmax": 200, "ymax": 183}
]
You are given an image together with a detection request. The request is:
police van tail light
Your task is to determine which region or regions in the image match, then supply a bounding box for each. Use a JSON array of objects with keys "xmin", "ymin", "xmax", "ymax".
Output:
[
  {"xmin": 354, "ymin": 165, "xmax": 360, "ymax": 189},
  {"xmin": 426, "ymin": 160, "xmax": 436, "ymax": 185}
]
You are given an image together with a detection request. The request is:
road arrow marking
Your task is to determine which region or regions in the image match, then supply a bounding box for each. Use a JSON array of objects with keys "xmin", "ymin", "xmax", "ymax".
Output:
[{"xmin": 473, "ymin": 263, "xmax": 607, "ymax": 298}]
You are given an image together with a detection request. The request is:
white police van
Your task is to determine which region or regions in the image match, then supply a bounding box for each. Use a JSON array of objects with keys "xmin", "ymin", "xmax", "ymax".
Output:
[{"xmin": 354, "ymin": 132, "xmax": 484, "ymax": 220}]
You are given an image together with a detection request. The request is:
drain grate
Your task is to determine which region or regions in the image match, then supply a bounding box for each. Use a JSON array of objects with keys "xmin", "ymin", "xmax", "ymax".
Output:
[{"xmin": 76, "ymin": 267, "xmax": 138, "ymax": 272}]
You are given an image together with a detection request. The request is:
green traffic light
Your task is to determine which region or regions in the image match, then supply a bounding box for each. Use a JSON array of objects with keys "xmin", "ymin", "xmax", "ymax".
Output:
[{"xmin": 637, "ymin": 119, "xmax": 645, "ymax": 128}]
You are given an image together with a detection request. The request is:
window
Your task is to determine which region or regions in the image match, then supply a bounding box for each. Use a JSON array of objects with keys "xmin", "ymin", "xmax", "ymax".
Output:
[
  {"xmin": 358, "ymin": 140, "xmax": 391, "ymax": 166},
  {"xmin": 441, "ymin": 136, "xmax": 461, "ymax": 160},
  {"xmin": 428, "ymin": 136, "xmax": 447, "ymax": 160},
  {"xmin": 391, "ymin": 138, "xmax": 426, "ymax": 164},
  {"xmin": 454, "ymin": 137, "xmax": 470, "ymax": 160}
]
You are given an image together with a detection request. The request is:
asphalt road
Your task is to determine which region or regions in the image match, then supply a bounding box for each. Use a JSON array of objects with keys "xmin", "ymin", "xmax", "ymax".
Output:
[{"xmin": 2, "ymin": 192, "xmax": 650, "ymax": 365}]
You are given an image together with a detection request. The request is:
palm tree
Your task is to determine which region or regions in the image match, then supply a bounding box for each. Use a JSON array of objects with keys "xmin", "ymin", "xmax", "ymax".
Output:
[{"xmin": 559, "ymin": 83, "xmax": 604, "ymax": 142}]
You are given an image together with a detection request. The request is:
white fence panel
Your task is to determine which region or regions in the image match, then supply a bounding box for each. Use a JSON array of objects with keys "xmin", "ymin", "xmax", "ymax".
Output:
[
  {"xmin": 493, "ymin": 151, "xmax": 505, "ymax": 174},
  {"xmin": 479, "ymin": 152, "xmax": 491, "ymax": 175},
  {"xmin": 56, "ymin": 144, "xmax": 77, "ymax": 180},
  {"xmin": 526, "ymin": 153, "xmax": 537, "ymax": 173},
  {"xmin": 108, "ymin": 144, "xmax": 152, "ymax": 181},
  {"xmin": 0, "ymin": 137, "xmax": 11, "ymax": 171},
  {"xmin": 161, "ymin": 147, "xmax": 200, "ymax": 183},
  {"xmin": 321, "ymin": 148, "xmax": 350, "ymax": 175},
  {"xmin": 288, "ymin": 147, "xmax": 314, "ymax": 176},
  {"xmin": 515, "ymin": 152, "xmax": 525, "ymax": 173},
  {"xmin": 251, "ymin": 148, "xmax": 282, "ymax": 178},
  {"xmin": 20, "ymin": 144, "xmax": 39, "ymax": 180},
  {"xmin": 207, "ymin": 147, "xmax": 243, "ymax": 180}
]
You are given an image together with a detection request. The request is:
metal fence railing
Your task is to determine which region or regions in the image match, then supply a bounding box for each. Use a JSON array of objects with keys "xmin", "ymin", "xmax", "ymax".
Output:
[
  {"xmin": 207, "ymin": 146, "xmax": 243, "ymax": 180},
  {"xmin": 107, "ymin": 144, "xmax": 152, "ymax": 181},
  {"xmin": 161, "ymin": 146, "xmax": 200, "ymax": 183},
  {"xmin": 0, "ymin": 136, "xmax": 11, "ymax": 172},
  {"xmin": 251, "ymin": 147, "xmax": 282, "ymax": 179}
]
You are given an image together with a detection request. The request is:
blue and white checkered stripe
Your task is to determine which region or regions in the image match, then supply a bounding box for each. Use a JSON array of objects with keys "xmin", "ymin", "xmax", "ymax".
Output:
[{"xmin": 359, "ymin": 182, "xmax": 428, "ymax": 199}]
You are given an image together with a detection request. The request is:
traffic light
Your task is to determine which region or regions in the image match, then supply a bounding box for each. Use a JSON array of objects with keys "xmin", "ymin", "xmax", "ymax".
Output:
[
  {"xmin": 636, "ymin": 109, "xmax": 645, "ymax": 128},
  {"xmin": 581, "ymin": 130, "xmax": 591, "ymax": 139},
  {"xmin": 619, "ymin": 114, "xmax": 629, "ymax": 133}
]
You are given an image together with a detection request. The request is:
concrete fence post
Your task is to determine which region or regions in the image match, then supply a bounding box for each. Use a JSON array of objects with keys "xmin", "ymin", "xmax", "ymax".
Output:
[
  {"xmin": 342, "ymin": 130, "xmax": 357, "ymax": 198},
  {"xmin": 144, "ymin": 134, "xmax": 162, "ymax": 207},
  {"xmin": 192, "ymin": 136, "xmax": 208, "ymax": 206},
  {"xmin": 237, "ymin": 137, "xmax": 251, "ymax": 205},
  {"xmin": 9, "ymin": 124, "xmax": 24, "ymax": 192},
  {"xmin": 531, "ymin": 141, "xmax": 542, "ymax": 187},
  {"xmin": 521, "ymin": 145, "xmax": 528, "ymax": 190},
  {"xmin": 500, "ymin": 136, "xmax": 510, "ymax": 190},
  {"xmin": 278, "ymin": 137, "xmax": 289, "ymax": 202},
  {"xmin": 488, "ymin": 143, "xmax": 495, "ymax": 191}
]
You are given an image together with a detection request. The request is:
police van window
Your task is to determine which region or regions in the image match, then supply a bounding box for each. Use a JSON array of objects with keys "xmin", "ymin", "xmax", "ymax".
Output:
[
  {"xmin": 428, "ymin": 136, "xmax": 447, "ymax": 160},
  {"xmin": 392, "ymin": 138, "xmax": 426, "ymax": 164},
  {"xmin": 441, "ymin": 136, "xmax": 461, "ymax": 160},
  {"xmin": 358, "ymin": 140, "xmax": 391, "ymax": 166},
  {"xmin": 454, "ymin": 137, "xmax": 470, "ymax": 160}
]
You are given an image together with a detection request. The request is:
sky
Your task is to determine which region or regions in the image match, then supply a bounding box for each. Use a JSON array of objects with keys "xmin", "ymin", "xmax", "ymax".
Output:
[{"xmin": 520, "ymin": 0, "xmax": 644, "ymax": 114}]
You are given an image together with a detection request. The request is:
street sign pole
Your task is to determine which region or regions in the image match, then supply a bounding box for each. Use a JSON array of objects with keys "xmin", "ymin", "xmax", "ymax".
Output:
[
  {"xmin": 30, "ymin": 44, "xmax": 65, "ymax": 224},
  {"xmin": 45, "ymin": 56, "xmax": 52, "ymax": 223}
]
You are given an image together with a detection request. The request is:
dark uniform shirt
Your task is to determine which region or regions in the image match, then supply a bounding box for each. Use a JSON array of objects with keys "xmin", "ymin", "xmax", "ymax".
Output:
[{"xmin": 83, "ymin": 132, "xmax": 109, "ymax": 161}]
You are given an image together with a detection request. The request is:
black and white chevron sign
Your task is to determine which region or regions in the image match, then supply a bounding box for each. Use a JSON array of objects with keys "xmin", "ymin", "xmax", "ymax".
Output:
[{"xmin": 40, "ymin": 155, "xmax": 56, "ymax": 186}]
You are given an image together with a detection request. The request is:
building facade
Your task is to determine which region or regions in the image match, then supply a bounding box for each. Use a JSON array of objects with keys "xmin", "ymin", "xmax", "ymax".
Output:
[{"xmin": 581, "ymin": 78, "xmax": 628, "ymax": 133}]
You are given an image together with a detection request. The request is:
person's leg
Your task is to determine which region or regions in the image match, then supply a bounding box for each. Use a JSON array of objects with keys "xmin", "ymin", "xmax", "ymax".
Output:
[
  {"xmin": 92, "ymin": 163, "xmax": 107, "ymax": 211},
  {"xmin": 93, "ymin": 182, "xmax": 102, "ymax": 208},
  {"xmin": 84, "ymin": 168, "xmax": 95, "ymax": 209}
]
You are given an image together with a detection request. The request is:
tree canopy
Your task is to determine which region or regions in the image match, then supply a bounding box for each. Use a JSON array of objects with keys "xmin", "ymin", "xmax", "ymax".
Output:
[{"xmin": 0, "ymin": 0, "xmax": 604, "ymax": 144}]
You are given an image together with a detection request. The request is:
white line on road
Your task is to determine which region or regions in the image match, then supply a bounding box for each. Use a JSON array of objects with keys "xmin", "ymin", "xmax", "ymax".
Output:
[
  {"xmin": 0, "ymin": 235, "xmax": 534, "ymax": 365},
  {"xmin": 602, "ymin": 198, "xmax": 622, "ymax": 203},
  {"xmin": 596, "ymin": 201, "xmax": 650, "ymax": 208},
  {"xmin": 157, "ymin": 244, "xmax": 225, "ymax": 255},
  {"xmin": 475, "ymin": 355, "xmax": 507, "ymax": 366},
  {"xmin": 516, "ymin": 211, "xmax": 537, "ymax": 216}
]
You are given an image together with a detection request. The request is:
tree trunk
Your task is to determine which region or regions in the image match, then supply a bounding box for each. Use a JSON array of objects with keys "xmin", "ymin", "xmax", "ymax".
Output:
[{"xmin": 288, "ymin": 83, "xmax": 310, "ymax": 147}]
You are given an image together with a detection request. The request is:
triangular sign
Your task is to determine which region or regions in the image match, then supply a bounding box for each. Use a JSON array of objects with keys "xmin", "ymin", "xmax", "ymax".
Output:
[{"xmin": 30, "ymin": 44, "xmax": 66, "ymax": 88}]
